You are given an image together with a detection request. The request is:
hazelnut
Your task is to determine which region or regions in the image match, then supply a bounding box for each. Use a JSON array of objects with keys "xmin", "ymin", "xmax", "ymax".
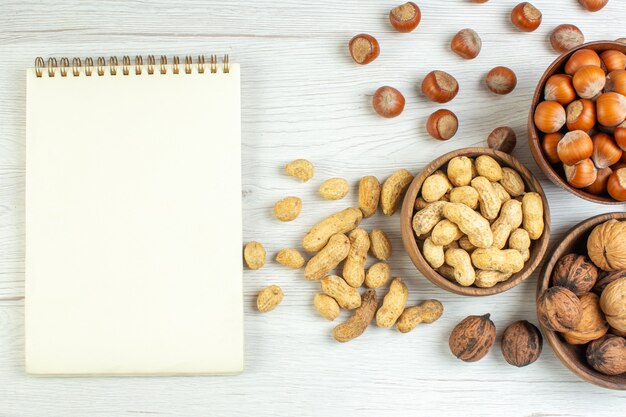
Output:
[
  {"xmin": 544, "ymin": 74, "xmax": 576, "ymax": 105},
  {"xmin": 449, "ymin": 314, "xmax": 496, "ymax": 362},
  {"xmin": 534, "ymin": 101, "xmax": 566, "ymax": 134},
  {"xmin": 510, "ymin": 2, "xmax": 542, "ymax": 32},
  {"xmin": 564, "ymin": 49, "xmax": 601, "ymax": 76},
  {"xmin": 607, "ymin": 70, "xmax": 626, "ymax": 97},
  {"xmin": 578, "ymin": 0, "xmax": 609, "ymax": 12},
  {"xmin": 389, "ymin": 2, "xmax": 421, "ymax": 33},
  {"xmin": 592, "ymin": 133, "xmax": 623, "ymax": 169},
  {"xmin": 593, "ymin": 270, "xmax": 626, "ymax": 295},
  {"xmin": 551, "ymin": 253, "xmax": 598, "ymax": 295},
  {"xmin": 558, "ymin": 130, "xmax": 593, "ymax": 165},
  {"xmin": 608, "ymin": 168, "xmax": 626, "ymax": 201},
  {"xmin": 550, "ymin": 24, "xmax": 584, "ymax": 53},
  {"xmin": 501, "ymin": 320, "xmax": 543, "ymax": 367},
  {"xmin": 565, "ymin": 99, "xmax": 596, "ymax": 132},
  {"xmin": 564, "ymin": 158, "xmax": 597, "ymax": 189},
  {"xmin": 486, "ymin": 66, "xmax": 517, "ymax": 95},
  {"xmin": 537, "ymin": 286, "xmax": 582, "ymax": 332},
  {"xmin": 487, "ymin": 127, "xmax": 517, "ymax": 154},
  {"xmin": 542, "ymin": 132, "xmax": 564, "ymax": 164},
  {"xmin": 427, "ymin": 109, "xmax": 458, "ymax": 140},
  {"xmin": 600, "ymin": 277, "xmax": 626, "ymax": 333},
  {"xmin": 584, "ymin": 167, "xmax": 613, "ymax": 195},
  {"xmin": 422, "ymin": 71, "xmax": 459, "ymax": 103},
  {"xmin": 348, "ymin": 34, "xmax": 380, "ymax": 65},
  {"xmin": 587, "ymin": 219, "xmax": 626, "ymax": 271},
  {"xmin": 563, "ymin": 293, "xmax": 609, "ymax": 345},
  {"xmin": 572, "ymin": 65, "xmax": 606, "ymax": 99},
  {"xmin": 586, "ymin": 334, "xmax": 626, "ymax": 376},
  {"xmin": 451, "ymin": 29, "xmax": 482, "ymax": 60},
  {"xmin": 596, "ymin": 92, "xmax": 626, "ymax": 128},
  {"xmin": 372, "ymin": 86, "xmax": 405, "ymax": 118},
  {"xmin": 601, "ymin": 50, "xmax": 626, "ymax": 73}
]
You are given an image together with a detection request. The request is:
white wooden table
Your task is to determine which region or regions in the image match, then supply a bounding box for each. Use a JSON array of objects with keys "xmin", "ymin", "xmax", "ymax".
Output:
[{"xmin": 1, "ymin": 0, "xmax": 625, "ymax": 415}]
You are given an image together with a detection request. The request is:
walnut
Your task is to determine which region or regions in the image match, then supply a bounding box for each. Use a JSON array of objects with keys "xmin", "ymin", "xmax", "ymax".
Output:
[
  {"xmin": 599, "ymin": 277, "xmax": 626, "ymax": 333},
  {"xmin": 448, "ymin": 314, "xmax": 496, "ymax": 362},
  {"xmin": 586, "ymin": 334, "xmax": 626, "ymax": 376},
  {"xmin": 562, "ymin": 293, "xmax": 609, "ymax": 344},
  {"xmin": 501, "ymin": 320, "xmax": 543, "ymax": 367},
  {"xmin": 593, "ymin": 270, "xmax": 626, "ymax": 295},
  {"xmin": 587, "ymin": 219, "xmax": 626, "ymax": 272},
  {"xmin": 551, "ymin": 253, "xmax": 598, "ymax": 295},
  {"xmin": 536, "ymin": 287, "xmax": 582, "ymax": 332}
]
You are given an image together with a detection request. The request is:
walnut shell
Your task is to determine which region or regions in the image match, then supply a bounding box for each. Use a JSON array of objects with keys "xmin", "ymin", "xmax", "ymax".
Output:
[
  {"xmin": 501, "ymin": 320, "xmax": 543, "ymax": 367},
  {"xmin": 587, "ymin": 219, "xmax": 626, "ymax": 272},
  {"xmin": 600, "ymin": 277, "xmax": 626, "ymax": 333},
  {"xmin": 537, "ymin": 287, "xmax": 583, "ymax": 332},
  {"xmin": 586, "ymin": 334, "xmax": 626, "ymax": 376},
  {"xmin": 594, "ymin": 270, "xmax": 626, "ymax": 295},
  {"xmin": 562, "ymin": 293, "xmax": 609, "ymax": 345},
  {"xmin": 551, "ymin": 254, "xmax": 598, "ymax": 296},
  {"xmin": 449, "ymin": 314, "xmax": 496, "ymax": 362}
]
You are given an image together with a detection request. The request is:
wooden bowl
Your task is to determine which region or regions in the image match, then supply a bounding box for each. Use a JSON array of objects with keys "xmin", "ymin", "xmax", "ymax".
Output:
[
  {"xmin": 528, "ymin": 40, "xmax": 626, "ymax": 205},
  {"xmin": 537, "ymin": 212, "xmax": 626, "ymax": 390},
  {"xmin": 400, "ymin": 147, "xmax": 551, "ymax": 296}
]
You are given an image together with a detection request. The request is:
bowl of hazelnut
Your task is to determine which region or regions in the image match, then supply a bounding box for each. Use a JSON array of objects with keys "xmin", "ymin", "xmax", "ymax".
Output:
[
  {"xmin": 400, "ymin": 147, "xmax": 550, "ymax": 296},
  {"xmin": 528, "ymin": 41, "xmax": 626, "ymax": 204},
  {"xmin": 537, "ymin": 212, "xmax": 626, "ymax": 390}
]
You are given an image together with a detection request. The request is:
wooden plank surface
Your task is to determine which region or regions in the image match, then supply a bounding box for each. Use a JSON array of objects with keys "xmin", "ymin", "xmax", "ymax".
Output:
[{"xmin": 0, "ymin": 0, "xmax": 625, "ymax": 415}]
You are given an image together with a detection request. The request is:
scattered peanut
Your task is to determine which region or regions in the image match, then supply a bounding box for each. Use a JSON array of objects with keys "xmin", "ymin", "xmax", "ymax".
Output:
[
  {"xmin": 333, "ymin": 289, "xmax": 378, "ymax": 342},
  {"xmin": 302, "ymin": 207, "xmax": 363, "ymax": 252},
  {"xmin": 396, "ymin": 299, "xmax": 444, "ymax": 333},
  {"xmin": 273, "ymin": 196, "xmax": 302, "ymax": 222},
  {"xmin": 319, "ymin": 178, "xmax": 349, "ymax": 200},
  {"xmin": 376, "ymin": 278, "xmax": 409, "ymax": 328},
  {"xmin": 358, "ymin": 176, "xmax": 381, "ymax": 218},
  {"xmin": 370, "ymin": 229, "xmax": 392, "ymax": 260},
  {"xmin": 381, "ymin": 169, "xmax": 414, "ymax": 215},
  {"xmin": 257, "ymin": 285, "xmax": 283, "ymax": 312},
  {"xmin": 445, "ymin": 248, "xmax": 476, "ymax": 286},
  {"xmin": 275, "ymin": 248, "xmax": 305, "ymax": 269},
  {"xmin": 320, "ymin": 275, "xmax": 362, "ymax": 310},
  {"xmin": 304, "ymin": 234, "xmax": 351, "ymax": 281},
  {"xmin": 343, "ymin": 228, "xmax": 370, "ymax": 287},
  {"xmin": 364, "ymin": 262, "xmax": 391, "ymax": 288},
  {"xmin": 313, "ymin": 293, "xmax": 340, "ymax": 321},
  {"xmin": 244, "ymin": 241, "xmax": 266, "ymax": 270},
  {"xmin": 285, "ymin": 159, "xmax": 314, "ymax": 182}
]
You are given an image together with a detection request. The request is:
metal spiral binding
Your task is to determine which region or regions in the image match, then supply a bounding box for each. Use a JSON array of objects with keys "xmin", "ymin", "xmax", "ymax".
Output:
[{"xmin": 34, "ymin": 54, "xmax": 230, "ymax": 77}]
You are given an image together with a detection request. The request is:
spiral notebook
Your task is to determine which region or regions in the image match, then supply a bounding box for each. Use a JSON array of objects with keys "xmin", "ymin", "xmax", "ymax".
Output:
[{"xmin": 25, "ymin": 55, "xmax": 244, "ymax": 376}]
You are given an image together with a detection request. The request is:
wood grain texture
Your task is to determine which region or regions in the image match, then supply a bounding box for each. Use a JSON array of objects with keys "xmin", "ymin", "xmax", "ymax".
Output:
[{"xmin": 1, "ymin": 0, "xmax": 625, "ymax": 415}]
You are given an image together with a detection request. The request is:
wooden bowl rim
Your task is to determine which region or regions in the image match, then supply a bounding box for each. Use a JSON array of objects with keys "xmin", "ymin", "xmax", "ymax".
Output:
[
  {"xmin": 400, "ymin": 147, "xmax": 551, "ymax": 296},
  {"xmin": 527, "ymin": 40, "xmax": 626, "ymax": 206},
  {"xmin": 536, "ymin": 212, "xmax": 626, "ymax": 391}
]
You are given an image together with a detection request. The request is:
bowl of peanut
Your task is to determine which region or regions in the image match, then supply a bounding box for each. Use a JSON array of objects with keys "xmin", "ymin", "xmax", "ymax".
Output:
[{"xmin": 400, "ymin": 147, "xmax": 551, "ymax": 296}]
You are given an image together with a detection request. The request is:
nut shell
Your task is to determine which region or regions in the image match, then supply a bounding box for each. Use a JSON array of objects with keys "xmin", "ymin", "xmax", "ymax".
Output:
[
  {"xmin": 599, "ymin": 277, "xmax": 626, "ymax": 333},
  {"xmin": 586, "ymin": 334, "xmax": 626, "ymax": 376},
  {"xmin": 449, "ymin": 314, "xmax": 496, "ymax": 362},
  {"xmin": 594, "ymin": 270, "xmax": 626, "ymax": 295},
  {"xmin": 587, "ymin": 219, "xmax": 626, "ymax": 272},
  {"xmin": 537, "ymin": 286, "xmax": 582, "ymax": 332},
  {"xmin": 563, "ymin": 292, "xmax": 609, "ymax": 344},
  {"xmin": 501, "ymin": 320, "xmax": 543, "ymax": 367},
  {"xmin": 551, "ymin": 253, "xmax": 598, "ymax": 295}
]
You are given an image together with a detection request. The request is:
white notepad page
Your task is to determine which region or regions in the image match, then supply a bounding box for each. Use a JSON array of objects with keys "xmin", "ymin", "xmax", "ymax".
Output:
[{"xmin": 25, "ymin": 62, "xmax": 243, "ymax": 375}]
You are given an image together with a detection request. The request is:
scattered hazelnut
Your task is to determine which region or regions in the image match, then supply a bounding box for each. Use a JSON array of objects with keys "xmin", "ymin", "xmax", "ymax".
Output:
[
  {"xmin": 563, "ymin": 293, "xmax": 609, "ymax": 344},
  {"xmin": 427, "ymin": 109, "xmax": 458, "ymax": 140},
  {"xmin": 552, "ymin": 253, "xmax": 598, "ymax": 296},
  {"xmin": 550, "ymin": 24, "xmax": 584, "ymax": 53},
  {"xmin": 348, "ymin": 34, "xmax": 380, "ymax": 65},
  {"xmin": 542, "ymin": 132, "xmax": 564, "ymax": 164},
  {"xmin": 601, "ymin": 50, "xmax": 626, "ymax": 73},
  {"xmin": 584, "ymin": 166, "xmax": 612, "ymax": 195},
  {"xmin": 588, "ymin": 219, "xmax": 626, "ymax": 271},
  {"xmin": 586, "ymin": 334, "xmax": 626, "ymax": 376},
  {"xmin": 486, "ymin": 66, "xmax": 517, "ymax": 95},
  {"xmin": 564, "ymin": 49, "xmax": 601, "ymax": 76},
  {"xmin": 487, "ymin": 127, "xmax": 517, "ymax": 154},
  {"xmin": 572, "ymin": 65, "xmax": 606, "ymax": 99},
  {"xmin": 607, "ymin": 168, "xmax": 626, "ymax": 201},
  {"xmin": 510, "ymin": 2, "xmax": 542, "ymax": 32},
  {"xmin": 501, "ymin": 320, "xmax": 543, "ymax": 367},
  {"xmin": 599, "ymin": 277, "xmax": 626, "ymax": 332},
  {"xmin": 422, "ymin": 70, "xmax": 459, "ymax": 103},
  {"xmin": 592, "ymin": 133, "xmax": 623, "ymax": 169},
  {"xmin": 372, "ymin": 86, "xmax": 405, "ymax": 118},
  {"xmin": 596, "ymin": 92, "xmax": 626, "ymax": 128},
  {"xmin": 534, "ymin": 101, "xmax": 566, "ymax": 133},
  {"xmin": 449, "ymin": 314, "xmax": 496, "ymax": 362},
  {"xmin": 451, "ymin": 29, "xmax": 482, "ymax": 60},
  {"xmin": 544, "ymin": 74, "xmax": 576, "ymax": 105},
  {"xmin": 578, "ymin": 0, "xmax": 609, "ymax": 12},
  {"xmin": 594, "ymin": 270, "xmax": 626, "ymax": 294},
  {"xmin": 537, "ymin": 286, "xmax": 583, "ymax": 332},
  {"xmin": 389, "ymin": 2, "xmax": 421, "ymax": 33},
  {"xmin": 564, "ymin": 158, "xmax": 598, "ymax": 188},
  {"xmin": 557, "ymin": 130, "xmax": 593, "ymax": 166},
  {"xmin": 565, "ymin": 99, "xmax": 596, "ymax": 132}
]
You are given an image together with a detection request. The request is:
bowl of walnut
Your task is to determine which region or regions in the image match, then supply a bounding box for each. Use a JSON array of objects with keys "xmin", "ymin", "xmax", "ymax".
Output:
[
  {"xmin": 537, "ymin": 212, "xmax": 626, "ymax": 390},
  {"xmin": 400, "ymin": 147, "xmax": 551, "ymax": 296}
]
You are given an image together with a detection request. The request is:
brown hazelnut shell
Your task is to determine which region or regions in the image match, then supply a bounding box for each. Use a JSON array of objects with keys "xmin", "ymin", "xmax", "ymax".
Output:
[
  {"xmin": 587, "ymin": 219, "xmax": 626, "ymax": 272},
  {"xmin": 586, "ymin": 334, "xmax": 626, "ymax": 376},
  {"xmin": 501, "ymin": 320, "xmax": 543, "ymax": 367},
  {"xmin": 449, "ymin": 314, "xmax": 496, "ymax": 362},
  {"xmin": 537, "ymin": 286, "xmax": 583, "ymax": 332},
  {"xmin": 551, "ymin": 253, "xmax": 598, "ymax": 295},
  {"xmin": 562, "ymin": 293, "xmax": 609, "ymax": 344}
]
